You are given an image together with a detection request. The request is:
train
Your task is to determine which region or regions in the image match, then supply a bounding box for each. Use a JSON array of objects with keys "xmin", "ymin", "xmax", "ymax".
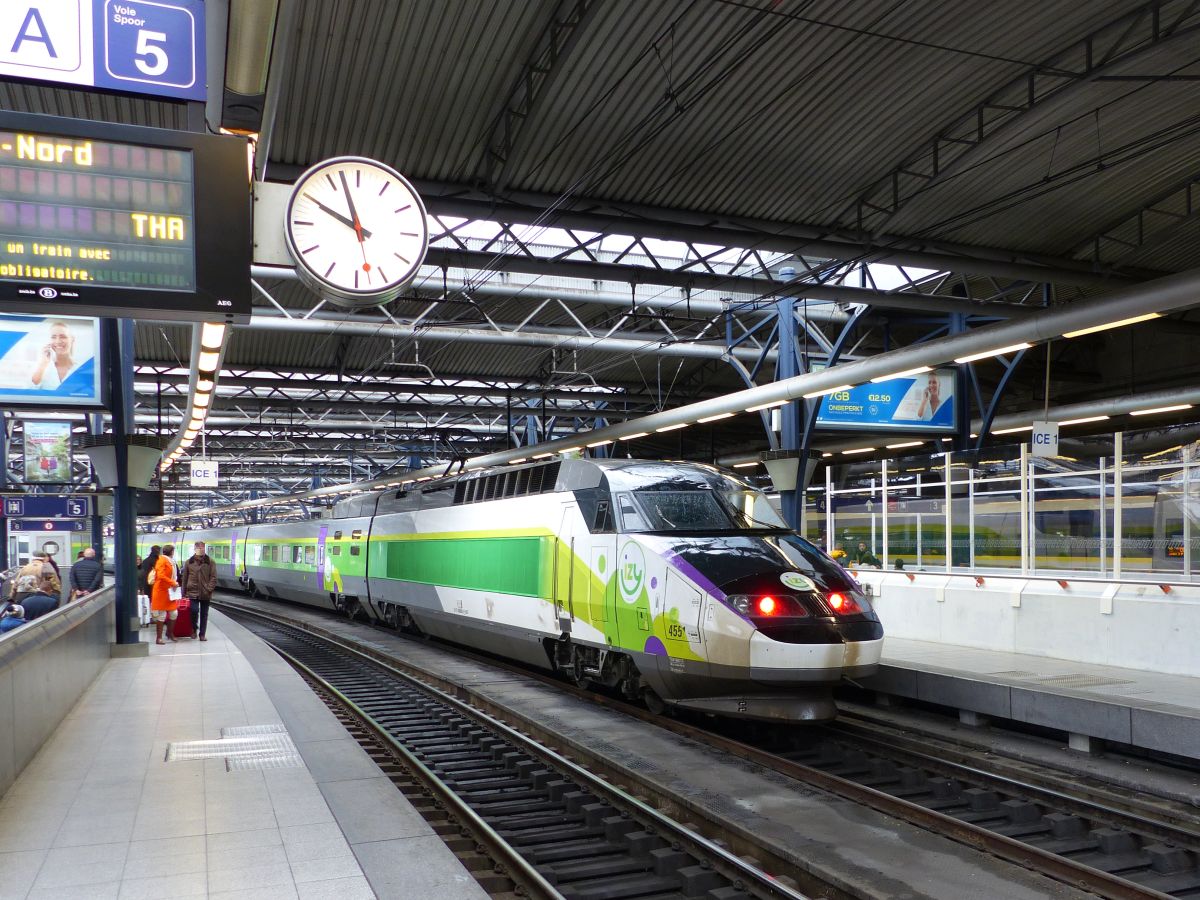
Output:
[{"xmin": 122, "ymin": 458, "xmax": 884, "ymax": 721}]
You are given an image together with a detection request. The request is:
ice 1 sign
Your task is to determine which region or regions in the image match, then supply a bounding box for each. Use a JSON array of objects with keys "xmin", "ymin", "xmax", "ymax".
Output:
[
  {"xmin": 0, "ymin": 1, "xmax": 205, "ymax": 101},
  {"xmin": 0, "ymin": 112, "xmax": 251, "ymax": 323}
]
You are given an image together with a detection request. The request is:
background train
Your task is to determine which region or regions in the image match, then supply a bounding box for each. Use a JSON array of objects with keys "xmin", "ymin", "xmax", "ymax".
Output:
[{"xmin": 122, "ymin": 458, "xmax": 884, "ymax": 721}]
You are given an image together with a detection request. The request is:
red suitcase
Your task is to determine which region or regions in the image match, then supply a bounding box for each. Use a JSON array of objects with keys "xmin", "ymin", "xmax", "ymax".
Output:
[{"xmin": 173, "ymin": 599, "xmax": 194, "ymax": 639}]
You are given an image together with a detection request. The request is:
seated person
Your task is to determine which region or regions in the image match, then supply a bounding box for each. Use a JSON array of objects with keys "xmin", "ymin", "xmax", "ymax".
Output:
[
  {"xmin": 13, "ymin": 576, "xmax": 60, "ymax": 621},
  {"xmin": 0, "ymin": 603, "xmax": 25, "ymax": 634},
  {"xmin": 852, "ymin": 541, "xmax": 883, "ymax": 569},
  {"xmin": 829, "ymin": 542, "xmax": 848, "ymax": 561},
  {"xmin": 894, "ymin": 558, "xmax": 907, "ymax": 571}
]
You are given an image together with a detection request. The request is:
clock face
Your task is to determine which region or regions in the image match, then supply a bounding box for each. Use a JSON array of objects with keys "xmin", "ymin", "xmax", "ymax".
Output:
[{"xmin": 284, "ymin": 157, "xmax": 429, "ymax": 306}]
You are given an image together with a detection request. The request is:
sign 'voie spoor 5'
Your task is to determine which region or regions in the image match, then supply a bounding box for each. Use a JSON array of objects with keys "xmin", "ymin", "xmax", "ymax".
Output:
[{"xmin": 0, "ymin": 111, "xmax": 250, "ymax": 323}]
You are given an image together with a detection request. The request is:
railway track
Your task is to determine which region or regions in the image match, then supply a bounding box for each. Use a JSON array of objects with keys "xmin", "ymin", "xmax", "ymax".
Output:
[
  {"xmin": 215, "ymin": 597, "xmax": 1198, "ymax": 899},
  {"xmin": 219, "ymin": 605, "xmax": 814, "ymax": 900}
]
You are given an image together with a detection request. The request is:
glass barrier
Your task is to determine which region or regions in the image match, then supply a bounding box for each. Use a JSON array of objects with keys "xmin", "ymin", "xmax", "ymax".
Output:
[{"xmin": 774, "ymin": 424, "xmax": 1200, "ymax": 583}]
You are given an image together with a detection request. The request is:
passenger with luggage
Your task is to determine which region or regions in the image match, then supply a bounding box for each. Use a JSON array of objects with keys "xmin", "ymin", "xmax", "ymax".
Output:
[
  {"xmin": 150, "ymin": 544, "xmax": 181, "ymax": 645},
  {"xmin": 69, "ymin": 548, "xmax": 103, "ymax": 599},
  {"xmin": 181, "ymin": 541, "xmax": 217, "ymax": 642},
  {"xmin": 0, "ymin": 603, "xmax": 25, "ymax": 634},
  {"xmin": 11, "ymin": 576, "xmax": 58, "ymax": 621}
]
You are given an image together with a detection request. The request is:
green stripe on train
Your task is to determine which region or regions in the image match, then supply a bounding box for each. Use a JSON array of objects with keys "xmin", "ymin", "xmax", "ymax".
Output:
[{"xmin": 374, "ymin": 536, "xmax": 552, "ymax": 598}]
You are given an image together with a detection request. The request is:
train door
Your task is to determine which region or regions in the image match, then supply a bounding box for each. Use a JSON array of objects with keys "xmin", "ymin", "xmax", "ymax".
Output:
[
  {"xmin": 656, "ymin": 569, "xmax": 706, "ymax": 677},
  {"xmin": 588, "ymin": 541, "xmax": 616, "ymax": 643},
  {"xmin": 556, "ymin": 504, "xmax": 580, "ymax": 632}
]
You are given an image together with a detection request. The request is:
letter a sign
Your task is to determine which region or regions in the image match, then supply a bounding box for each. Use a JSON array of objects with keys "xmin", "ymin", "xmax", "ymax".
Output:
[{"xmin": 0, "ymin": 1, "xmax": 205, "ymax": 101}]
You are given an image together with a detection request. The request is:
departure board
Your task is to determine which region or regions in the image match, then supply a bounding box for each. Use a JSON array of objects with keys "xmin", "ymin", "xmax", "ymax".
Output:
[
  {"xmin": 0, "ymin": 111, "xmax": 250, "ymax": 324},
  {"xmin": 0, "ymin": 129, "xmax": 196, "ymax": 291}
]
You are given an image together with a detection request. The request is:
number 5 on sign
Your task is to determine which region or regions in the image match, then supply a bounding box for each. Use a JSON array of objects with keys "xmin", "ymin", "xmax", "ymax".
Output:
[{"xmin": 98, "ymin": 0, "xmax": 203, "ymax": 93}]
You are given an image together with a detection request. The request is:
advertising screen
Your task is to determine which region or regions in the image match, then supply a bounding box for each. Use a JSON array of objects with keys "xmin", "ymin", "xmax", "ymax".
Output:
[
  {"xmin": 0, "ymin": 313, "xmax": 101, "ymax": 407},
  {"xmin": 0, "ymin": 112, "xmax": 250, "ymax": 323},
  {"xmin": 23, "ymin": 419, "xmax": 73, "ymax": 483},
  {"xmin": 816, "ymin": 369, "xmax": 957, "ymax": 432}
]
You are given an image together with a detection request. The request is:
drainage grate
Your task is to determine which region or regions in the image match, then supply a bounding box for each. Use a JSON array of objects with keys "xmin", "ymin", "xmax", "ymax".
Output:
[
  {"xmin": 989, "ymin": 670, "xmax": 1041, "ymax": 678},
  {"xmin": 165, "ymin": 726, "xmax": 303, "ymax": 771},
  {"xmin": 1031, "ymin": 673, "xmax": 1134, "ymax": 689}
]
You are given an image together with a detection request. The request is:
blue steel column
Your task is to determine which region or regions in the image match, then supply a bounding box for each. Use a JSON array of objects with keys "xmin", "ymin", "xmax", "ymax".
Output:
[
  {"xmin": 0, "ymin": 426, "xmax": 7, "ymax": 571},
  {"xmin": 104, "ymin": 318, "xmax": 138, "ymax": 645},
  {"xmin": 776, "ymin": 298, "xmax": 803, "ymax": 529}
]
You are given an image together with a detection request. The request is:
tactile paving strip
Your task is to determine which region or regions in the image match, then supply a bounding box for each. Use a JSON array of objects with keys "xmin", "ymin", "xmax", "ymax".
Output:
[{"xmin": 165, "ymin": 725, "xmax": 303, "ymax": 771}]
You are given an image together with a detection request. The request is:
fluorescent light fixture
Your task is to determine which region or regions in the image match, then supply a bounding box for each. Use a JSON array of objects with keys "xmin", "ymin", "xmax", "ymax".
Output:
[
  {"xmin": 532, "ymin": 452, "xmax": 554, "ymax": 459},
  {"xmin": 698, "ymin": 412, "xmax": 735, "ymax": 423},
  {"xmin": 954, "ymin": 343, "xmax": 1032, "ymax": 364},
  {"xmin": 821, "ymin": 452, "xmax": 833, "ymax": 458},
  {"xmin": 801, "ymin": 385, "xmax": 852, "ymax": 400},
  {"xmin": 842, "ymin": 447, "xmax": 875, "ymax": 455},
  {"xmin": 1058, "ymin": 415, "xmax": 1110, "ymax": 426},
  {"xmin": 940, "ymin": 437, "xmax": 953, "ymax": 442},
  {"xmin": 1130, "ymin": 403, "xmax": 1193, "ymax": 416},
  {"xmin": 508, "ymin": 458, "xmax": 527, "ymax": 465},
  {"xmin": 655, "ymin": 422, "xmax": 688, "ymax": 432},
  {"xmin": 586, "ymin": 439, "xmax": 614, "ymax": 448},
  {"xmin": 197, "ymin": 350, "xmax": 220, "ymax": 372},
  {"xmin": 747, "ymin": 398, "xmax": 790, "ymax": 412},
  {"xmin": 886, "ymin": 441, "xmax": 924, "ymax": 449},
  {"xmin": 992, "ymin": 424, "xmax": 1034, "ymax": 434},
  {"xmin": 1063, "ymin": 313, "xmax": 1160, "ymax": 339},
  {"xmin": 871, "ymin": 366, "xmax": 932, "ymax": 383},
  {"xmin": 623, "ymin": 432, "xmax": 650, "ymax": 440},
  {"xmin": 200, "ymin": 323, "xmax": 227, "ymax": 349},
  {"xmin": 732, "ymin": 461, "xmax": 758, "ymax": 468},
  {"xmin": 560, "ymin": 446, "xmax": 583, "ymax": 453}
]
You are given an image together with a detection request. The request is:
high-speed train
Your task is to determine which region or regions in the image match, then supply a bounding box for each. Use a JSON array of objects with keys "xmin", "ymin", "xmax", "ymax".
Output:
[{"xmin": 129, "ymin": 459, "xmax": 884, "ymax": 720}]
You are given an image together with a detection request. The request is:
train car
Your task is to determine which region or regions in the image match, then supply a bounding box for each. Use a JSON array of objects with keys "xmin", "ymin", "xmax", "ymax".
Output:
[{"xmin": 168, "ymin": 458, "xmax": 883, "ymax": 721}]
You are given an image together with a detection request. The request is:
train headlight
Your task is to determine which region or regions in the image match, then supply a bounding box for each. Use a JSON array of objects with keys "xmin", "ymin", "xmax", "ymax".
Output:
[
  {"xmin": 726, "ymin": 594, "xmax": 808, "ymax": 618},
  {"xmin": 728, "ymin": 594, "xmax": 751, "ymax": 615}
]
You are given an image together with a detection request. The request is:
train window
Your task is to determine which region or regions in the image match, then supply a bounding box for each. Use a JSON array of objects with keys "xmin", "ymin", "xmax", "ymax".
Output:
[
  {"xmin": 616, "ymin": 493, "xmax": 648, "ymax": 532},
  {"xmin": 350, "ymin": 545, "xmax": 361, "ymax": 556},
  {"xmin": 293, "ymin": 546, "xmax": 304, "ymax": 564},
  {"xmin": 252, "ymin": 546, "xmax": 261, "ymax": 562},
  {"xmin": 594, "ymin": 500, "xmax": 614, "ymax": 533},
  {"xmin": 333, "ymin": 531, "xmax": 343, "ymax": 540},
  {"xmin": 305, "ymin": 546, "xmax": 316, "ymax": 565},
  {"xmin": 330, "ymin": 546, "xmax": 341, "ymax": 556},
  {"xmin": 351, "ymin": 529, "xmax": 363, "ymax": 540}
]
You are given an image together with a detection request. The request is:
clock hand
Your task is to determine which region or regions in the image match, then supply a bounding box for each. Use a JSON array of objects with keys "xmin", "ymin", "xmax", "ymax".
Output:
[
  {"xmin": 339, "ymin": 171, "xmax": 366, "ymax": 244},
  {"xmin": 308, "ymin": 194, "xmax": 373, "ymax": 239}
]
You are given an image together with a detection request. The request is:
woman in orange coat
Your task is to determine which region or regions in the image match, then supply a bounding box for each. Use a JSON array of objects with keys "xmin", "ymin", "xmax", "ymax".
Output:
[{"xmin": 150, "ymin": 544, "xmax": 180, "ymax": 645}]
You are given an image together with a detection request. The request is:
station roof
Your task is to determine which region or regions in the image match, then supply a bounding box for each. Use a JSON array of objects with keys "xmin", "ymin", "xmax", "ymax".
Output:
[{"xmin": 4, "ymin": 0, "xmax": 1200, "ymax": 505}]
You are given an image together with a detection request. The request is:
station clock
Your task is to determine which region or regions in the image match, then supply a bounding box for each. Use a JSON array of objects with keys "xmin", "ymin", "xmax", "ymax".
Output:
[{"xmin": 283, "ymin": 157, "xmax": 429, "ymax": 307}]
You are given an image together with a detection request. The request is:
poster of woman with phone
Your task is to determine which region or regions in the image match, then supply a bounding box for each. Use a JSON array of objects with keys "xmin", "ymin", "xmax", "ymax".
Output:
[
  {"xmin": 916, "ymin": 372, "xmax": 942, "ymax": 419},
  {"xmin": 30, "ymin": 320, "xmax": 78, "ymax": 390}
]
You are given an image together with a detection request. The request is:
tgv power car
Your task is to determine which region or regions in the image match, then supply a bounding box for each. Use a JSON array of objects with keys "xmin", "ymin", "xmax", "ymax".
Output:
[{"xmin": 136, "ymin": 459, "xmax": 884, "ymax": 720}]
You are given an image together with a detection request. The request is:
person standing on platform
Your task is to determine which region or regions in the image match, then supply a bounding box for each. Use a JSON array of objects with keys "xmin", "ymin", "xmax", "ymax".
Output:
[
  {"xmin": 10, "ymin": 552, "xmax": 59, "ymax": 601},
  {"xmin": 150, "ymin": 544, "xmax": 180, "ymax": 646},
  {"xmin": 181, "ymin": 542, "xmax": 216, "ymax": 642},
  {"xmin": 139, "ymin": 545, "xmax": 160, "ymax": 598},
  {"xmin": 69, "ymin": 548, "xmax": 103, "ymax": 599},
  {"xmin": 13, "ymin": 575, "xmax": 59, "ymax": 621}
]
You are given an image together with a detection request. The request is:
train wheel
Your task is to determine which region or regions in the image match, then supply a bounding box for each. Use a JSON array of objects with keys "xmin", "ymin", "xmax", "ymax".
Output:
[
  {"xmin": 643, "ymin": 687, "xmax": 666, "ymax": 716},
  {"xmin": 570, "ymin": 655, "xmax": 592, "ymax": 691}
]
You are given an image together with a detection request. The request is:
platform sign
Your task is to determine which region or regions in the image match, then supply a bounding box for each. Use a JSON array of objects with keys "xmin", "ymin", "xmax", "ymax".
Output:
[
  {"xmin": 22, "ymin": 419, "xmax": 72, "ymax": 483},
  {"xmin": 189, "ymin": 458, "xmax": 217, "ymax": 487},
  {"xmin": 1031, "ymin": 421, "xmax": 1059, "ymax": 457},
  {"xmin": 0, "ymin": 111, "xmax": 251, "ymax": 323},
  {"xmin": 2, "ymin": 495, "xmax": 90, "ymax": 517},
  {"xmin": 0, "ymin": 1, "xmax": 205, "ymax": 102},
  {"xmin": 815, "ymin": 369, "xmax": 957, "ymax": 433},
  {"xmin": 9, "ymin": 518, "xmax": 87, "ymax": 532},
  {"xmin": 0, "ymin": 314, "xmax": 102, "ymax": 407}
]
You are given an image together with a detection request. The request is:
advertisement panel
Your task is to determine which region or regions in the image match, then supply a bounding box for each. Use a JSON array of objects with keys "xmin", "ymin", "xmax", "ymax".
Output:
[
  {"xmin": 816, "ymin": 369, "xmax": 957, "ymax": 432},
  {"xmin": 23, "ymin": 419, "xmax": 73, "ymax": 483},
  {"xmin": 0, "ymin": 313, "xmax": 101, "ymax": 406}
]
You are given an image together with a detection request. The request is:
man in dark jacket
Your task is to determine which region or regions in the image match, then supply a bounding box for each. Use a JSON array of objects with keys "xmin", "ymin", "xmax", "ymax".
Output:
[
  {"xmin": 12, "ymin": 575, "xmax": 59, "ymax": 621},
  {"xmin": 69, "ymin": 548, "xmax": 104, "ymax": 598},
  {"xmin": 181, "ymin": 541, "xmax": 217, "ymax": 641}
]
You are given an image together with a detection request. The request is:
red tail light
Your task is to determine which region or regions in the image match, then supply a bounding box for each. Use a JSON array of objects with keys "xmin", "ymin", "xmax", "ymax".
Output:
[
  {"xmin": 827, "ymin": 591, "xmax": 863, "ymax": 615},
  {"xmin": 756, "ymin": 595, "xmax": 778, "ymax": 616}
]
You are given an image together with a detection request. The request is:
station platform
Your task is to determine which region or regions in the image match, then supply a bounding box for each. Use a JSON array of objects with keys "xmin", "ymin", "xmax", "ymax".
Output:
[
  {"xmin": 864, "ymin": 637, "xmax": 1200, "ymax": 758},
  {"xmin": 0, "ymin": 612, "xmax": 486, "ymax": 900}
]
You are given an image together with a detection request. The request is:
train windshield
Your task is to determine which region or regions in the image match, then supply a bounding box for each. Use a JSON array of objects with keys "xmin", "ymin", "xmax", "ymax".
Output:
[{"xmin": 606, "ymin": 462, "xmax": 787, "ymax": 534}]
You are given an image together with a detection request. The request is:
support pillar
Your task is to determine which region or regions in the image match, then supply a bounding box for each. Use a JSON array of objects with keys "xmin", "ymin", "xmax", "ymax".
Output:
[
  {"xmin": 88, "ymin": 413, "xmax": 104, "ymax": 559},
  {"xmin": 103, "ymin": 318, "xmax": 140, "ymax": 648},
  {"xmin": 776, "ymin": 298, "xmax": 802, "ymax": 529}
]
